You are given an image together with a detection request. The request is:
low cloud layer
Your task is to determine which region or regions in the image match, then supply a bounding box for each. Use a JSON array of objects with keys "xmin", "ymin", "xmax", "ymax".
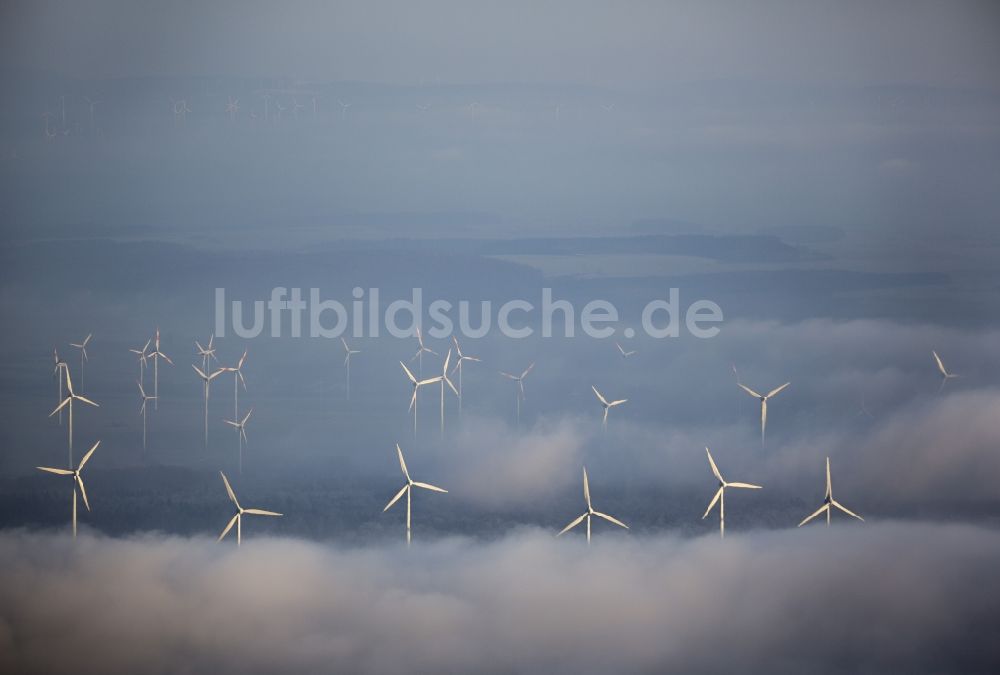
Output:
[{"xmin": 1, "ymin": 524, "xmax": 999, "ymax": 674}]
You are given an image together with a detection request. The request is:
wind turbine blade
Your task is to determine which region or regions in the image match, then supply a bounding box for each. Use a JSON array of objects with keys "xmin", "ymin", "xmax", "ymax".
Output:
[
  {"xmin": 702, "ymin": 487, "xmax": 723, "ymax": 519},
  {"xmin": 218, "ymin": 514, "xmax": 238, "ymax": 541},
  {"xmin": 583, "ymin": 467, "xmax": 591, "ymax": 508},
  {"xmin": 766, "ymin": 382, "xmax": 791, "ymax": 398},
  {"xmin": 220, "ymin": 471, "xmax": 240, "ymax": 508},
  {"xmin": 521, "ymin": 362, "xmax": 535, "ymax": 379},
  {"xmin": 400, "ymin": 361, "xmax": 417, "ymax": 383},
  {"xmin": 37, "ymin": 466, "xmax": 73, "ymax": 475},
  {"xmin": 609, "ymin": 399, "xmax": 627, "ymax": 407},
  {"xmin": 409, "ymin": 390, "xmax": 417, "ymax": 412},
  {"xmin": 558, "ymin": 513, "xmax": 587, "ymax": 536},
  {"xmin": 78, "ymin": 440, "xmax": 100, "ymax": 470},
  {"xmin": 419, "ymin": 376, "xmax": 442, "ymax": 386},
  {"xmin": 832, "ymin": 500, "xmax": 864, "ymax": 521},
  {"xmin": 445, "ymin": 376, "xmax": 459, "ymax": 396},
  {"xmin": 412, "ymin": 481, "xmax": 447, "ymax": 493},
  {"xmin": 499, "ymin": 371, "xmax": 518, "ymax": 380},
  {"xmin": 341, "ymin": 337, "xmax": 349, "ymax": 352},
  {"xmin": 396, "ymin": 444, "xmax": 410, "ymax": 480},
  {"xmin": 384, "ymin": 485, "xmax": 408, "ymax": 511},
  {"xmin": 243, "ymin": 508, "xmax": 282, "ymax": 516},
  {"xmin": 826, "ymin": 457, "xmax": 832, "ymax": 498},
  {"xmin": 932, "ymin": 350, "xmax": 947, "ymax": 376},
  {"xmin": 737, "ymin": 383, "xmax": 761, "ymax": 398},
  {"xmin": 242, "ymin": 409, "xmax": 253, "ymax": 424},
  {"xmin": 77, "ymin": 478, "xmax": 91, "ymax": 511},
  {"xmin": 594, "ymin": 511, "xmax": 629, "ymax": 529},
  {"xmin": 726, "ymin": 482, "xmax": 762, "ymax": 489},
  {"xmin": 75, "ymin": 395, "xmax": 99, "ymax": 408},
  {"xmin": 443, "ymin": 349, "xmax": 452, "ymax": 374},
  {"xmin": 223, "ymin": 420, "xmax": 239, "ymax": 428},
  {"xmin": 705, "ymin": 447, "xmax": 723, "ymax": 483},
  {"xmin": 591, "ymin": 386, "xmax": 608, "ymax": 406},
  {"xmin": 50, "ymin": 397, "xmax": 71, "ymax": 416},
  {"xmin": 192, "ymin": 364, "xmax": 207, "ymax": 379},
  {"xmin": 798, "ymin": 504, "xmax": 828, "ymax": 527}
]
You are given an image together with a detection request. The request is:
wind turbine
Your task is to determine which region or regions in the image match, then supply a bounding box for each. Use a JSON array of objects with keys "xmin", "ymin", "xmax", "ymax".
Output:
[
  {"xmin": 400, "ymin": 361, "xmax": 441, "ymax": 437},
  {"xmin": 226, "ymin": 97, "xmax": 240, "ymax": 121},
  {"xmin": 383, "ymin": 443, "xmax": 447, "ymax": 545},
  {"xmin": 798, "ymin": 457, "xmax": 864, "ymax": 528},
  {"xmin": 737, "ymin": 381, "xmax": 791, "ymax": 447},
  {"xmin": 49, "ymin": 369, "xmax": 99, "ymax": 467},
  {"xmin": 129, "ymin": 338, "xmax": 151, "ymax": 383},
  {"xmin": 702, "ymin": 447, "xmax": 762, "ymax": 539},
  {"xmin": 450, "ymin": 336, "xmax": 480, "ymax": 415},
  {"xmin": 438, "ymin": 349, "xmax": 459, "ymax": 436},
  {"xmin": 500, "ymin": 362, "xmax": 535, "ymax": 427},
  {"xmin": 338, "ymin": 100, "xmax": 351, "ymax": 119},
  {"xmin": 223, "ymin": 408, "xmax": 253, "ymax": 474},
  {"xmin": 137, "ymin": 380, "xmax": 155, "ymax": 450},
  {"xmin": 37, "ymin": 440, "xmax": 99, "ymax": 538},
  {"xmin": 615, "ymin": 342, "xmax": 636, "ymax": 359},
  {"xmin": 69, "ymin": 333, "xmax": 91, "ymax": 391},
  {"xmin": 932, "ymin": 350, "xmax": 958, "ymax": 392},
  {"xmin": 341, "ymin": 337, "xmax": 360, "ymax": 400},
  {"xmin": 218, "ymin": 471, "xmax": 281, "ymax": 546},
  {"xmin": 149, "ymin": 328, "xmax": 173, "ymax": 409},
  {"xmin": 83, "ymin": 97, "xmax": 99, "ymax": 134},
  {"xmin": 222, "ymin": 350, "xmax": 248, "ymax": 424},
  {"xmin": 558, "ymin": 467, "xmax": 628, "ymax": 543},
  {"xmin": 193, "ymin": 364, "xmax": 224, "ymax": 448},
  {"xmin": 291, "ymin": 98, "xmax": 304, "ymax": 121},
  {"xmin": 410, "ymin": 327, "xmax": 436, "ymax": 376},
  {"xmin": 52, "ymin": 349, "xmax": 68, "ymax": 426},
  {"xmin": 195, "ymin": 334, "xmax": 218, "ymax": 373},
  {"xmin": 591, "ymin": 386, "xmax": 627, "ymax": 431}
]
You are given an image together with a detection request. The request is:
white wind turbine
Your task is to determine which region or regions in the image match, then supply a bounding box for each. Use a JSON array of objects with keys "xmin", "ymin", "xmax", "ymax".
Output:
[
  {"xmin": 223, "ymin": 408, "xmax": 253, "ymax": 474},
  {"xmin": 932, "ymin": 350, "xmax": 959, "ymax": 392},
  {"xmin": 218, "ymin": 471, "xmax": 281, "ymax": 546},
  {"xmin": 226, "ymin": 97, "xmax": 240, "ymax": 121},
  {"xmin": 69, "ymin": 333, "xmax": 91, "ymax": 391},
  {"xmin": 799, "ymin": 457, "xmax": 864, "ymax": 528},
  {"xmin": 616, "ymin": 342, "xmax": 636, "ymax": 359},
  {"xmin": 49, "ymin": 369, "xmax": 99, "ymax": 467},
  {"xmin": 193, "ymin": 364, "xmax": 224, "ymax": 448},
  {"xmin": 702, "ymin": 447, "xmax": 762, "ymax": 539},
  {"xmin": 129, "ymin": 338, "xmax": 151, "ymax": 383},
  {"xmin": 149, "ymin": 328, "xmax": 173, "ymax": 409},
  {"xmin": 195, "ymin": 334, "xmax": 218, "ymax": 374},
  {"xmin": 737, "ymin": 381, "xmax": 791, "ymax": 447},
  {"xmin": 221, "ymin": 350, "xmax": 248, "ymax": 424},
  {"xmin": 37, "ymin": 440, "xmax": 99, "ymax": 538},
  {"xmin": 338, "ymin": 100, "xmax": 351, "ymax": 119},
  {"xmin": 341, "ymin": 337, "xmax": 360, "ymax": 400},
  {"xmin": 136, "ymin": 380, "xmax": 155, "ymax": 450},
  {"xmin": 411, "ymin": 326, "xmax": 437, "ymax": 376},
  {"xmin": 450, "ymin": 335, "xmax": 481, "ymax": 415},
  {"xmin": 500, "ymin": 362, "xmax": 535, "ymax": 427},
  {"xmin": 83, "ymin": 97, "xmax": 99, "ymax": 134},
  {"xmin": 52, "ymin": 349, "xmax": 68, "ymax": 426},
  {"xmin": 438, "ymin": 349, "xmax": 459, "ymax": 436},
  {"xmin": 591, "ymin": 385, "xmax": 627, "ymax": 431},
  {"xmin": 558, "ymin": 467, "xmax": 629, "ymax": 543},
  {"xmin": 383, "ymin": 443, "xmax": 447, "ymax": 545},
  {"xmin": 400, "ymin": 361, "xmax": 441, "ymax": 437}
]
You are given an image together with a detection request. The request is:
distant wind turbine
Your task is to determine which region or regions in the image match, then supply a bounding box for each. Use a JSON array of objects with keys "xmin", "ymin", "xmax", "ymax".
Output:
[
  {"xmin": 411, "ymin": 327, "xmax": 437, "ymax": 376},
  {"xmin": 438, "ymin": 349, "xmax": 459, "ymax": 436},
  {"xmin": 195, "ymin": 334, "xmax": 218, "ymax": 373},
  {"xmin": 500, "ymin": 362, "xmax": 535, "ymax": 427},
  {"xmin": 136, "ymin": 380, "xmax": 155, "ymax": 450},
  {"xmin": 616, "ymin": 342, "xmax": 636, "ymax": 358},
  {"xmin": 149, "ymin": 328, "xmax": 173, "ymax": 410},
  {"xmin": 69, "ymin": 333, "xmax": 91, "ymax": 391},
  {"xmin": 223, "ymin": 408, "xmax": 253, "ymax": 474},
  {"xmin": 400, "ymin": 361, "xmax": 441, "ymax": 437},
  {"xmin": 52, "ymin": 349, "xmax": 68, "ymax": 426},
  {"xmin": 193, "ymin": 364, "xmax": 224, "ymax": 448},
  {"xmin": 83, "ymin": 97, "xmax": 99, "ymax": 133},
  {"xmin": 798, "ymin": 457, "xmax": 864, "ymax": 528},
  {"xmin": 129, "ymin": 338, "xmax": 151, "ymax": 383},
  {"xmin": 450, "ymin": 336, "xmax": 480, "ymax": 415},
  {"xmin": 932, "ymin": 350, "xmax": 958, "ymax": 392},
  {"xmin": 221, "ymin": 350, "xmax": 248, "ymax": 424},
  {"xmin": 218, "ymin": 471, "xmax": 281, "ymax": 546},
  {"xmin": 341, "ymin": 337, "xmax": 360, "ymax": 399},
  {"xmin": 591, "ymin": 385, "xmax": 627, "ymax": 431},
  {"xmin": 737, "ymin": 381, "xmax": 790, "ymax": 447},
  {"xmin": 558, "ymin": 467, "xmax": 628, "ymax": 543},
  {"xmin": 383, "ymin": 443, "xmax": 447, "ymax": 545},
  {"xmin": 37, "ymin": 440, "xmax": 99, "ymax": 538},
  {"xmin": 702, "ymin": 447, "xmax": 762, "ymax": 539},
  {"xmin": 338, "ymin": 100, "xmax": 351, "ymax": 119},
  {"xmin": 226, "ymin": 97, "xmax": 240, "ymax": 121},
  {"xmin": 49, "ymin": 369, "xmax": 98, "ymax": 467}
]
